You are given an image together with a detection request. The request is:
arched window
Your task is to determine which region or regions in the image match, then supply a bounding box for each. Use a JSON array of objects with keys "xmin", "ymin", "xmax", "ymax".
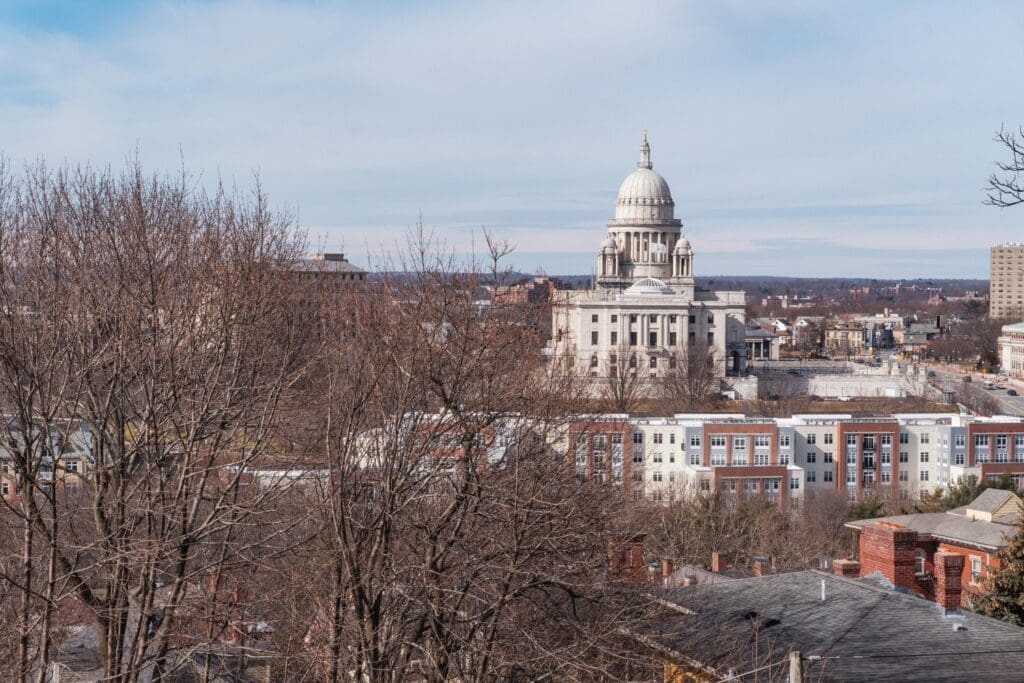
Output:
[
  {"xmin": 914, "ymin": 549, "xmax": 927, "ymax": 576},
  {"xmin": 649, "ymin": 357, "xmax": 658, "ymax": 369},
  {"xmin": 590, "ymin": 355, "xmax": 599, "ymax": 369}
]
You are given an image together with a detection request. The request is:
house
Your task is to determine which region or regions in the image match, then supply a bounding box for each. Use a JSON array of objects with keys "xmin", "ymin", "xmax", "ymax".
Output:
[
  {"xmin": 845, "ymin": 489, "xmax": 1022, "ymax": 602},
  {"xmin": 632, "ymin": 567, "xmax": 1024, "ymax": 682}
]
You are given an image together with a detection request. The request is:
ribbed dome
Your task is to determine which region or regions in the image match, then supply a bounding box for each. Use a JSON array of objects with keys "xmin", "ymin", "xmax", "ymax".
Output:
[
  {"xmin": 610, "ymin": 133, "xmax": 678, "ymax": 224},
  {"xmin": 600, "ymin": 235, "xmax": 618, "ymax": 251},
  {"xmin": 624, "ymin": 277, "xmax": 674, "ymax": 295}
]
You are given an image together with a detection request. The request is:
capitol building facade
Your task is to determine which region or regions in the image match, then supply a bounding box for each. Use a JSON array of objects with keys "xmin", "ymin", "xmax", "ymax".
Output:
[{"xmin": 549, "ymin": 134, "xmax": 748, "ymax": 385}]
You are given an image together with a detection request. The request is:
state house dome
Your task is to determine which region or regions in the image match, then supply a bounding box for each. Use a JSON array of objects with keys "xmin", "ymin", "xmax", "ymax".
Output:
[{"xmin": 612, "ymin": 132, "xmax": 677, "ymax": 224}]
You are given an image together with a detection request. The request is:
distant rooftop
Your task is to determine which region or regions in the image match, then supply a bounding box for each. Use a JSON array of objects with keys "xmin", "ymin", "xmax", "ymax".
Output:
[{"xmin": 293, "ymin": 252, "xmax": 367, "ymax": 274}]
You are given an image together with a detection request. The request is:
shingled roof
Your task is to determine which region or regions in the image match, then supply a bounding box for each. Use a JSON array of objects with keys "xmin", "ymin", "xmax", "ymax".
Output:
[{"xmin": 633, "ymin": 570, "xmax": 1024, "ymax": 682}]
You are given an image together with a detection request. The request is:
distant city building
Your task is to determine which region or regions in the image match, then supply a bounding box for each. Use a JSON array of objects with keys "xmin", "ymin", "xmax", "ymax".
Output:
[
  {"xmin": 549, "ymin": 134, "xmax": 747, "ymax": 382},
  {"xmin": 999, "ymin": 321, "xmax": 1024, "ymax": 379},
  {"xmin": 570, "ymin": 412, "xmax": 1024, "ymax": 503},
  {"xmin": 990, "ymin": 243, "xmax": 1024, "ymax": 320}
]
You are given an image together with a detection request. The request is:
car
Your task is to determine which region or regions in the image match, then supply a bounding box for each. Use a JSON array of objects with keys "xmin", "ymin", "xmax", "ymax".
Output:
[
  {"xmin": 927, "ymin": 371, "xmax": 936, "ymax": 378},
  {"xmin": 1009, "ymin": 389, "xmax": 1019, "ymax": 397}
]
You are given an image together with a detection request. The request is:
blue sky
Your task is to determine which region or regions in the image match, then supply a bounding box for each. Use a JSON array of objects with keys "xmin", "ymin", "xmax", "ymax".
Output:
[{"xmin": 1, "ymin": 1, "xmax": 1022, "ymax": 277}]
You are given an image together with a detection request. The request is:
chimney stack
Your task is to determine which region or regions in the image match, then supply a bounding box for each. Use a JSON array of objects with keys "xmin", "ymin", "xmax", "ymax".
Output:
[
  {"xmin": 934, "ymin": 551, "xmax": 964, "ymax": 613},
  {"xmin": 711, "ymin": 551, "xmax": 728, "ymax": 574},
  {"xmin": 662, "ymin": 558, "xmax": 674, "ymax": 580},
  {"xmin": 753, "ymin": 556, "xmax": 769, "ymax": 577},
  {"xmin": 833, "ymin": 559, "xmax": 861, "ymax": 578}
]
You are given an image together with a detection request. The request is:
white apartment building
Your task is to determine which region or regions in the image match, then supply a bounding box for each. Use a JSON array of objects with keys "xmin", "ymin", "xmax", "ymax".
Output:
[
  {"xmin": 999, "ymin": 321, "xmax": 1024, "ymax": 379},
  {"xmin": 572, "ymin": 412, "xmax": 1024, "ymax": 504}
]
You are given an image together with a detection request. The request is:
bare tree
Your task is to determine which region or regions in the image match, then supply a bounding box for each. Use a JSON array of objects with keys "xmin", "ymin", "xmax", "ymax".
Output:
[
  {"xmin": 660, "ymin": 338, "xmax": 719, "ymax": 412},
  {"xmin": 600, "ymin": 341, "xmax": 650, "ymax": 414},
  {"xmin": 0, "ymin": 160, "xmax": 310, "ymax": 680},
  {"xmin": 986, "ymin": 125, "xmax": 1024, "ymax": 208},
  {"xmin": 272, "ymin": 233, "xmax": 654, "ymax": 681}
]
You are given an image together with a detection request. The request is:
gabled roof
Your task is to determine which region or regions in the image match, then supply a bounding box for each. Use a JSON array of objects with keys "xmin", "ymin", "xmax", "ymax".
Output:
[
  {"xmin": 634, "ymin": 570, "xmax": 1024, "ymax": 682},
  {"xmin": 963, "ymin": 488, "xmax": 1022, "ymax": 519}
]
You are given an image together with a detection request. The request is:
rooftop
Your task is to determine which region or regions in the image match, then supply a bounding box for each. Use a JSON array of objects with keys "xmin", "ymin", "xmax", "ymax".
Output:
[{"xmin": 635, "ymin": 570, "xmax": 1024, "ymax": 682}]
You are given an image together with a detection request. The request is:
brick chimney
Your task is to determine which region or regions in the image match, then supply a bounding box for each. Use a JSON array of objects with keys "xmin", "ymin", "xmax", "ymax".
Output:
[
  {"xmin": 859, "ymin": 522, "xmax": 918, "ymax": 591},
  {"xmin": 711, "ymin": 552, "xmax": 728, "ymax": 574},
  {"xmin": 662, "ymin": 558, "xmax": 674, "ymax": 579},
  {"xmin": 607, "ymin": 534, "xmax": 646, "ymax": 582},
  {"xmin": 934, "ymin": 551, "xmax": 964, "ymax": 613},
  {"xmin": 753, "ymin": 556, "xmax": 769, "ymax": 577},
  {"xmin": 833, "ymin": 559, "xmax": 861, "ymax": 578}
]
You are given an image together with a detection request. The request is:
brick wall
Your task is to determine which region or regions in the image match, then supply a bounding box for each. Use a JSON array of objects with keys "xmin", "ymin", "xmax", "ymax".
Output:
[{"xmin": 859, "ymin": 522, "xmax": 918, "ymax": 590}]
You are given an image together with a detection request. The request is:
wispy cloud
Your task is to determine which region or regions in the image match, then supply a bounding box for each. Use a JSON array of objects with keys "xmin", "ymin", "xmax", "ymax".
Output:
[{"xmin": 0, "ymin": 0, "xmax": 1022, "ymax": 277}]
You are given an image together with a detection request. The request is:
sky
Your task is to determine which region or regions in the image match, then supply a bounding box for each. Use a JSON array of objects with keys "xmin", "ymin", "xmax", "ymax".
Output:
[{"xmin": 1, "ymin": 1, "xmax": 1022, "ymax": 278}]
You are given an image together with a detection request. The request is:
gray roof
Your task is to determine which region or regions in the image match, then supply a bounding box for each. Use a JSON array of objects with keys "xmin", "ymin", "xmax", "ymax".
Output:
[
  {"xmin": 845, "ymin": 512, "xmax": 1014, "ymax": 551},
  {"xmin": 293, "ymin": 256, "xmax": 367, "ymax": 274},
  {"xmin": 963, "ymin": 488, "xmax": 1018, "ymax": 515},
  {"xmin": 636, "ymin": 570, "xmax": 1024, "ymax": 682}
]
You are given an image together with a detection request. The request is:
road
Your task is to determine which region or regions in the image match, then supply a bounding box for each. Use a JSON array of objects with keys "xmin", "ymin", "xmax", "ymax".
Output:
[{"xmin": 926, "ymin": 365, "xmax": 1024, "ymax": 417}]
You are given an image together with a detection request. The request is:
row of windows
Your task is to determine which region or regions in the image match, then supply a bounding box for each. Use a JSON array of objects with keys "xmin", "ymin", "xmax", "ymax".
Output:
[
  {"xmin": 633, "ymin": 433, "xmax": 793, "ymax": 448},
  {"xmin": 590, "ymin": 313, "xmax": 714, "ymax": 325}
]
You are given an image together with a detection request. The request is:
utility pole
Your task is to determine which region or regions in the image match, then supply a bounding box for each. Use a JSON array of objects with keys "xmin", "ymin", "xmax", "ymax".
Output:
[{"xmin": 788, "ymin": 650, "xmax": 802, "ymax": 683}]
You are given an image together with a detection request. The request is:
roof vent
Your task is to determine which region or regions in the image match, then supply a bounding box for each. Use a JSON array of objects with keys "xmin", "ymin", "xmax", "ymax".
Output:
[{"xmin": 953, "ymin": 622, "xmax": 968, "ymax": 632}]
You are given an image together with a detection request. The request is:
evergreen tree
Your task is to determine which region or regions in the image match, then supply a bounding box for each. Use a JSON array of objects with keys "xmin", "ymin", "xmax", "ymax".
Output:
[{"xmin": 975, "ymin": 518, "xmax": 1024, "ymax": 626}]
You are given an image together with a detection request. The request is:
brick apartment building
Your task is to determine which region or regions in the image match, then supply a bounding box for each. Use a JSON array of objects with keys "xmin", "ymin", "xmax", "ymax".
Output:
[
  {"xmin": 846, "ymin": 489, "xmax": 1022, "ymax": 603},
  {"xmin": 572, "ymin": 412, "xmax": 1024, "ymax": 504}
]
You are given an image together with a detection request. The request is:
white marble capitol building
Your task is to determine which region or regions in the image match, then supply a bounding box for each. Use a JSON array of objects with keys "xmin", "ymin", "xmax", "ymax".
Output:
[{"xmin": 549, "ymin": 133, "xmax": 748, "ymax": 382}]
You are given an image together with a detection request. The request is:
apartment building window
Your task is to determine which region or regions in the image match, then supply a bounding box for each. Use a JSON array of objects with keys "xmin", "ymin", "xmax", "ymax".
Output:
[
  {"xmin": 971, "ymin": 557, "xmax": 982, "ymax": 584},
  {"xmin": 632, "ymin": 471, "xmax": 642, "ymax": 482},
  {"xmin": 1, "ymin": 462, "xmax": 7, "ymax": 474},
  {"xmin": 846, "ymin": 471, "xmax": 856, "ymax": 484},
  {"xmin": 807, "ymin": 434, "xmax": 817, "ymax": 445},
  {"xmin": 975, "ymin": 434, "xmax": 988, "ymax": 447},
  {"xmin": 755, "ymin": 435, "xmax": 771, "ymax": 449},
  {"xmin": 899, "ymin": 471, "xmax": 908, "ymax": 482},
  {"xmin": 633, "ymin": 452, "xmax": 643, "ymax": 463},
  {"xmin": 824, "ymin": 433, "xmax": 833, "ymax": 445},
  {"xmin": 880, "ymin": 451, "xmax": 890, "ymax": 464},
  {"xmin": 915, "ymin": 549, "xmax": 927, "ymax": 576},
  {"xmin": 690, "ymin": 453, "xmax": 701, "ymax": 466},
  {"xmin": 807, "ymin": 471, "xmax": 816, "ymax": 483},
  {"xmin": 669, "ymin": 433, "xmax": 676, "ymax": 445},
  {"xmin": 790, "ymin": 478, "xmax": 800, "ymax": 490},
  {"xmin": 780, "ymin": 434, "xmax": 790, "ymax": 447},
  {"xmin": 591, "ymin": 314, "xmax": 599, "ymax": 323},
  {"xmin": 899, "ymin": 451, "xmax": 909, "ymax": 463},
  {"xmin": 846, "ymin": 434, "xmax": 857, "ymax": 446},
  {"xmin": 806, "ymin": 453, "xmax": 816, "ymax": 464},
  {"xmin": 823, "ymin": 452, "xmax": 834, "ymax": 463},
  {"xmin": 652, "ymin": 471, "xmax": 663, "ymax": 482},
  {"xmin": 920, "ymin": 471, "xmax": 929, "ymax": 482},
  {"xmin": 633, "ymin": 432, "xmax": 643, "ymax": 444},
  {"xmin": 710, "ymin": 435, "xmax": 726, "ymax": 448},
  {"xmin": 591, "ymin": 331, "xmax": 598, "ymax": 345},
  {"xmin": 700, "ymin": 479, "xmax": 710, "ymax": 491},
  {"xmin": 920, "ymin": 452, "xmax": 929, "ymax": 463},
  {"xmin": 954, "ymin": 452, "xmax": 965, "ymax": 465},
  {"xmin": 920, "ymin": 433, "xmax": 930, "ymax": 444},
  {"xmin": 900, "ymin": 433, "xmax": 909, "ymax": 444},
  {"xmin": 880, "ymin": 471, "xmax": 891, "ymax": 483},
  {"xmin": 823, "ymin": 471, "xmax": 833, "ymax": 482},
  {"xmin": 733, "ymin": 436, "xmax": 747, "ymax": 450},
  {"xmin": 881, "ymin": 434, "xmax": 892, "ymax": 446},
  {"xmin": 652, "ymin": 453, "xmax": 662, "ymax": 463},
  {"xmin": 1, "ymin": 482, "xmax": 7, "ymax": 497},
  {"xmin": 711, "ymin": 452, "xmax": 726, "ymax": 466},
  {"xmin": 955, "ymin": 433, "xmax": 966, "ymax": 447},
  {"xmin": 689, "ymin": 435, "xmax": 701, "ymax": 447},
  {"xmin": 757, "ymin": 452, "xmax": 772, "ymax": 465},
  {"xmin": 653, "ymin": 433, "xmax": 663, "ymax": 445}
]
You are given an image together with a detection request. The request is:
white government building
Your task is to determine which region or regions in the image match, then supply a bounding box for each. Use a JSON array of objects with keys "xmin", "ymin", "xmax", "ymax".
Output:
[{"xmin": 549, "ymin": 134, "xmax": 748, "ymax": 383}]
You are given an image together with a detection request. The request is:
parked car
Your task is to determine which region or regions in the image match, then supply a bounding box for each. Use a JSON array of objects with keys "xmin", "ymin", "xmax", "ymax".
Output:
[
  {"xmin": 927, "ymin": 371, "xmax": 936, "ymax": 378},
  {"xmin": 1009, "ymin": 389, "xmax": 1019, "ymax": 397}
]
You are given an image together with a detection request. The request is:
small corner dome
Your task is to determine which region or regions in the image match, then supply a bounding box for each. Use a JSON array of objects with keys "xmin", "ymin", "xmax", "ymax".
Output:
[
  {"xmin": 625, "ymin": 277, "xmax": 674, "ymax": 295},
  {"xmin": 674, "ymin": 237, "xmax": 692, "ymax": 254},
  {"xmin": 600, "ymin": 236, "xmax": 618, "ymax": 251}
]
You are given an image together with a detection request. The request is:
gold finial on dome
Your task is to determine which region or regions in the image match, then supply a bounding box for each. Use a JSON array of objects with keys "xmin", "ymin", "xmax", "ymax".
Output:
[{"xmin": 639, "ymin": 129, "xmax": 651, "ymax": 169}]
